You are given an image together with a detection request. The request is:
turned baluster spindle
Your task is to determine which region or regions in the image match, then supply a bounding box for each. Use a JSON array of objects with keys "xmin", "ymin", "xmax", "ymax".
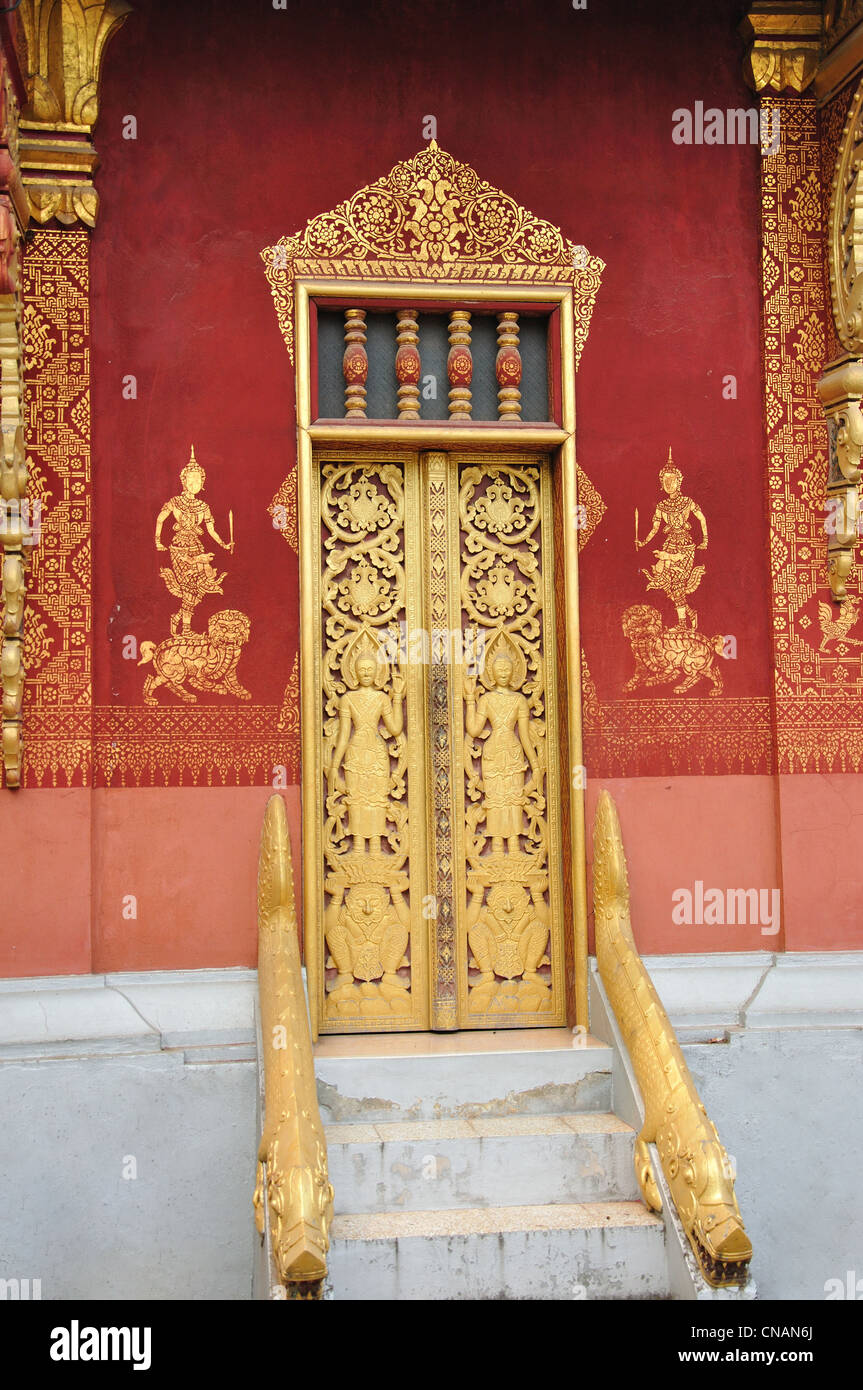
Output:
[
  {"xmin": 395, "ymin": 309, "xmax": 421, "ymax": 419},
  {"xmin": 447, "ymin": 310, "xmax": 473, "ymax": 420},
  {"xmin": 496, "ymin": 311, "xmax": 522, "ymax": 420},
  {"xmin": 343, "ymin": 309, "xmax": 368, "ymax": 418}
]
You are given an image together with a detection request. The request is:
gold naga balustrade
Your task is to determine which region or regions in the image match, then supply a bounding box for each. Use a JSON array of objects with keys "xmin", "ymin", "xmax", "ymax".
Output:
[
  {"xmin": 592, "ymin": 790, "xmax": 753, "ymax": 1288},
  {"xmin": 254, "ymin": 793, "xmax": 334, "ymax": 1299}
]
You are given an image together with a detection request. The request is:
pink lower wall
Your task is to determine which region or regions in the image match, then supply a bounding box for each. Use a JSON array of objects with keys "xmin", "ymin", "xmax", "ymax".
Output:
[
  {"xmin": 586, "ymin": 777, "xmax": 782, "ymax": 954},
  {"xmin": 0, "ymin": 788, "xmax": 92, "ymax": 976},
  {"xmin": 2, "ymin": 774, "xmax": 861, "ymax": 979},
  {"xmin": 776, "ymin": 774, "xmax": 863, "ymax": 951}
]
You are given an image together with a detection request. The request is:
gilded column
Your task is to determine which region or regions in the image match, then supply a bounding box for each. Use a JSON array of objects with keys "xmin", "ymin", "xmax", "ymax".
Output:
[
  {"xmin": 495, "ymin": 312, "xmax": 522, "ymax": 419},
  {"xmin": 739, "ymin": 2, "xmax": 821, "ymax": 94},
  {"xmin": 447, "ymin": 310, "xmax": 472, "ymax": 419},
  {"xmin": 822, "ymin": 74, "xmax": 863, "ymax": 599},
  {"xmin": 395, "ymin": 308, "xmax": 420, "ymax": 418},
  {"xmin": 18, "ymin": 0, "xmax": 132, "ymax": 228},
  {"xmin": 0, "ymin": 38, "xmax": 29, "ymax": 786},
  {"xmin": 343, "ymin": 309, "xmax": 368, "ymax": 418},
  {"xmin": 9, "ymin": 1, "xmax": 129, "ymax": 786},
  {"xmin": 818, "ymin": 359, "xmax": 863, "ymax": 599},
  {"xmin": 739, "ymin": 2, "xmax": 861, "ymax": 783}
]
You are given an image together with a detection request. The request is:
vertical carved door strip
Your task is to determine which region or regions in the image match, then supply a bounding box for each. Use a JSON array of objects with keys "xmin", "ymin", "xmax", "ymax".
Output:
[
  {"xmin": 313, "ymin": 448, "xmax": 566, "ymax": 1033},
  {"xmin": 424, "ymin": 452, "xmax": 460, "ymax": 1029}
]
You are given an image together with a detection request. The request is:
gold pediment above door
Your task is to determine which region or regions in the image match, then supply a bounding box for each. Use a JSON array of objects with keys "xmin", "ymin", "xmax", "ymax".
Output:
[{"xmin": 260, "ymin": 140, "xmax": 604, "ymax": 368}]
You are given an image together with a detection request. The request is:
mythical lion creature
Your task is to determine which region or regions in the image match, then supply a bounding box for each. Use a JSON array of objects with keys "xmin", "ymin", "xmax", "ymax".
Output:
[
  {"xmin": 622, "ymin": 604, "xmax": 724, "ymax": 696},
  {"xmin": 139, "ymin": 608, "xmax": 251, "ymax": 704}
]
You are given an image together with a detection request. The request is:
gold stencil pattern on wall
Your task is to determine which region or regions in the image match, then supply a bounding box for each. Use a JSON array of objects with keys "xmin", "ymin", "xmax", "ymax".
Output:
[
  {"xmin": 270, "ymin": 465, "xmax": 298, "ymax": 556},
  {"xmin": 763, "ymin": 96, "xmax": 863, "ymax": 769},
  {"xmin": 141, "ymin": 446, "xmax": 251, "ymax": 706},
  {"xmin": 21, "ymin": 229, "xmax": 91, "ymax": 784},
  {"xmin": 92, "ymin": 705, "xmax": 299, "ymax": 788}
]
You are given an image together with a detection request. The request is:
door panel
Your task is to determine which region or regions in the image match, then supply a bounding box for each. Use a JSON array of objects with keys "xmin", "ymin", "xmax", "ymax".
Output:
[
  {"xmin": 453, "ymin": 453, "xmax": 567, "ymax": 1027},
  {"xmin": 317, "ymin": 451, "xmax": 430, "ymax": 1031},
  {"xmin": 312, "ymin": 447, "xmax": 566, "ymax": 1033}
]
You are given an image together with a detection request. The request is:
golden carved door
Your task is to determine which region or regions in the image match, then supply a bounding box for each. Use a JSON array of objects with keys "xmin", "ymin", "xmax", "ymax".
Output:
[{"xmin": 310, "ymin": 447, "xmax": 567, "ymax": 1033}]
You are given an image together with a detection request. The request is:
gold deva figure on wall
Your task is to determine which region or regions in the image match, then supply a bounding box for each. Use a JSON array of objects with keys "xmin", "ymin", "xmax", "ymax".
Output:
[
  {"xmin": 155, "ymin": 447, "xmax": 234, "ymax": 635},
  {"xmin": 636, "ymin": 450, "xmax": 707, "ymax": 629},
  {"xmin": 143, "ymin": 447, "xmax": 251, "ymax": 705}
]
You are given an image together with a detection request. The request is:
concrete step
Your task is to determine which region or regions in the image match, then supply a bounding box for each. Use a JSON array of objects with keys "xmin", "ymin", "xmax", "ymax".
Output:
[
  {"xmin": 314, "ymin": 1028, "xmax": 613, "ymax": 1123},
  {"xmin": 325, "ymin": 1112, "xmax": 639, "ymax": 1212},
  {"xmin": 327, "ymin": 1201, "xmax": 667, "ymax": 1300}
]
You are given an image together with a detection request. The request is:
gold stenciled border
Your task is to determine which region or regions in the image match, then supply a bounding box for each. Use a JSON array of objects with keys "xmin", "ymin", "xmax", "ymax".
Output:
[{"xmin": 21, "ymin": 228, "xmax": 92, "ymax": 787}]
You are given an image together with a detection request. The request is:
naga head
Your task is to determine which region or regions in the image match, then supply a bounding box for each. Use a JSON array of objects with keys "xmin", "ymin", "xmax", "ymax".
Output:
[
  {"xmin": 661, "ymin": 1124, "xmax": 752, "ymax": 1287},
  {"xmin": 267, "ymin": 1158, "xmax": 334, "ymax": 1299}
]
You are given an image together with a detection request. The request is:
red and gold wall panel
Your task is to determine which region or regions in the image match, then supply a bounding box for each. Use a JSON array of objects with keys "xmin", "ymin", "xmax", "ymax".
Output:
[{"xmin": 5, "ymin": 0, "xmax": 863, "ymax": 975}]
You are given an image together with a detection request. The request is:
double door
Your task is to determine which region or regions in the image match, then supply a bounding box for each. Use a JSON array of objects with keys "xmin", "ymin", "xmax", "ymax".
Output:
[{"xmin": 310, "ymin": 448, "xmax": 567, "ymax": 1032}]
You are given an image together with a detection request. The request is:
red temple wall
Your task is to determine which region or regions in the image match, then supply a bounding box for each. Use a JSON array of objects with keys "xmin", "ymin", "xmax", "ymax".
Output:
[{"xmin": 3, "ymin": 0, "xmax": 861, "ymax": 977}]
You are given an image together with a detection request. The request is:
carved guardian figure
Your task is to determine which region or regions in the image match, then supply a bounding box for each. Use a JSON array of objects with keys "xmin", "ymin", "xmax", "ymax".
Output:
[
  {"xmin": 139, "ymin": 608, "xmax": 250, "ymax": 704},
  {"xmin": 622, "ymin": 604, "xmax": 724, "ymax": 696}
]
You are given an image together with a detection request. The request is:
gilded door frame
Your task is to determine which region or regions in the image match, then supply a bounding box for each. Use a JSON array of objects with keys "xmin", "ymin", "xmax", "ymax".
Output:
[{"xmin": 293, "ymin": 278, "xmax": 589, "ymax": 1039}]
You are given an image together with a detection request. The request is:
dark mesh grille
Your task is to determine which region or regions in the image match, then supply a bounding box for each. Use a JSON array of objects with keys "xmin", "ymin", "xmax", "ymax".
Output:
[
  {"xmin": 468, "ymin": 315, "xmax": 500, "ymax": 421},
  {"xmin": 519, "ymin": 315, "xmax": 551, "ymax": 422},
  {"xmin": 416, "ymin": 313, "xmax": 448, "ymax": 420},
  {"xmin": 317, "ymin": 312, "xmax": 345, "ymax": 417},
  {"xmin": 364, "ymin": 314, "xmax": 398, "ymax": 419}
]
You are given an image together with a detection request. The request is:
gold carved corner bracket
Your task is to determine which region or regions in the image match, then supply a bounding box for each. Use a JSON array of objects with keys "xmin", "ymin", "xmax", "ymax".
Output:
[
  {"xmin": 740, "ymin": 2, "xmax": 822, "ymax": 94},
  {"xmin": 18, "ymin": 0, "xmax": 132, "ymax": 228}
]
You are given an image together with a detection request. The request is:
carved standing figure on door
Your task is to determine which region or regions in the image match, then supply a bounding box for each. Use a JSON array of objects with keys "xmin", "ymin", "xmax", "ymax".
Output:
[
  {"xmin": 463, "ymin": 651, "xmax": 541, "ymax": 855},
  {"xmin": 328, "ymin": 651, "xmax": 406, "ymax": 855}
]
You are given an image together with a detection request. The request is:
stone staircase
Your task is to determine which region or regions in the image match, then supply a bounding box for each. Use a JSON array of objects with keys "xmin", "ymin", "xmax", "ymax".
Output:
[{"xmin": 315, "ymin": 1028, "xmax": 670, "ymax": 1300}]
